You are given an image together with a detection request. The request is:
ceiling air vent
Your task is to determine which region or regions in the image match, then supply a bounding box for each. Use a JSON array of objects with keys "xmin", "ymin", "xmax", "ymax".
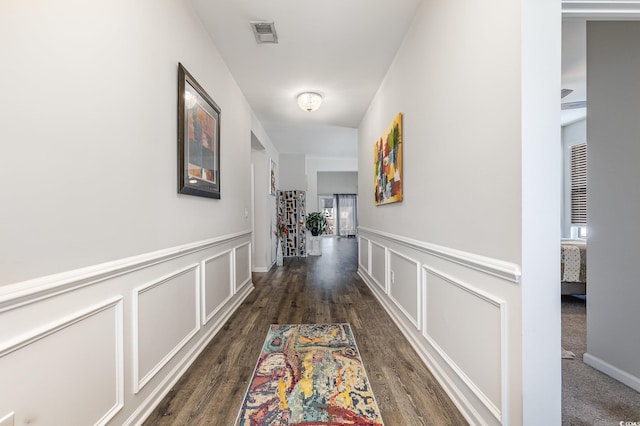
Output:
[{"xmin": 250, "ymin": 21, "xmax": 278, "ymax": 44}]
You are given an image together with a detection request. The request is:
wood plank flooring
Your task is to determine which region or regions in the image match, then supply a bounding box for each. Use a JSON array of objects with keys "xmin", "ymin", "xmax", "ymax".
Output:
[{"xmin": 143, "ymin": 237, "xmax": 467, "ymax": 425}]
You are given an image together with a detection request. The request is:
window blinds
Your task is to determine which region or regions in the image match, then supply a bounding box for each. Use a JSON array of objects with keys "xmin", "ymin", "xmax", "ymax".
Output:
[{"xmin": 570, "ymin": 143, "xmax": 587, "ymax": 224}]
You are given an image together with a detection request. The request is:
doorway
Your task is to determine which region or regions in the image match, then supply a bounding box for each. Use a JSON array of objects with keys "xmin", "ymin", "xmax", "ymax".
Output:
[
  {"xmin": 318, "ymin": 194, "xmax": 358, "ymax": 238},
  {"xmin": 318, "ymin": 195, "xmax": 335, "ymax": 236}
]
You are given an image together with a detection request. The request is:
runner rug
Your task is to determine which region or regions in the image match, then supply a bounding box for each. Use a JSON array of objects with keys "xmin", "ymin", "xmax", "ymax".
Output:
[{"xmin": 235, "ymin": 323, "xmax": 384, "ymax": 425}]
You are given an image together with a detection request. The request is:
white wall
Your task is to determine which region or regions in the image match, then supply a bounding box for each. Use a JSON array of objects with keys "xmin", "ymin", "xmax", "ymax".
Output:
[
  {"xmin": 317, "ymin": 172, "xmax": 358, "ymax": 196},
  {"xmin": 279, "ymin": 154, "xmax": 307, "ymax": 191},
  {"xmin": 0, "ymin": 0, "xmax": 260, "ymax": 423},
  {"xmin": 585, "ymin": 21, "xmax": 640, "ymax": 392},
  {"xmin": 562, "ymin": 119, "xmax": 587, "ymax": 237},
  {"xmin": 357, "ymin": 0, "xmax": 560, "ymax": 424},
  {"xmin": 250, "ymin": 116, "xmax": 280, "ymax": 272},
  {"xmin": 306, "ymin": 157, "xmax": 358, "ymax": 212},
  {"xmin": 562, "ymin": 20, "xmax": 587, "ymax": 107},
  {"xmin": 359, "ymin": 8, "xmax": 522, "ymax": 265},
  {"xmin": 0, "ymin": 0, "xmax": 255, "ymax": 286}
]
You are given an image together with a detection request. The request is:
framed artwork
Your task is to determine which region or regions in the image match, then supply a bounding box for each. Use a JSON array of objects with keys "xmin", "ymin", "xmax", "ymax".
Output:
[
  {"xmin": 178, "ymin": 63, "xmax": 221, "ymax": 199},
  {"xmin": 374, "ymin": 112, "xmax": 403, "ymax": 205},
  {"xmin": 269, "ymin": 158, "xmax": 277, "ymax": 195}
]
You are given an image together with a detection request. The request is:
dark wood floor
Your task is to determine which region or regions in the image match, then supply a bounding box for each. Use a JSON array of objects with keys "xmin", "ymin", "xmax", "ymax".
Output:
[{"xmin": 143, "ymin": 237, "xmax": 467, "ymax": 425}]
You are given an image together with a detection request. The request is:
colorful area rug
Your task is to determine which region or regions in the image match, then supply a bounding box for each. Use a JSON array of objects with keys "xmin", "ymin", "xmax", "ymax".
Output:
[{"xmin": 235, "ymin": 323, "xmax": 384, "ymax": 425}]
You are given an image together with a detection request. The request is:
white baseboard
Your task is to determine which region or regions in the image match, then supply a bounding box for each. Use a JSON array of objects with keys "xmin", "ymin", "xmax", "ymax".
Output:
[{"xmin": 584, "ymin": 352, "xmax": 640, "ymax": 393}]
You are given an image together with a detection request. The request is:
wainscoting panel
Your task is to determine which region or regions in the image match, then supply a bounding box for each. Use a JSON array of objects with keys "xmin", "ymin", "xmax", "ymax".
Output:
[
  {"xmin": 133, "ymin": 265, "xmax": 200, "ymax": 393},
  {"xmin": 358, "ymin": 237, "xmax": 369, "ymax": 272},
  {"xmin": 424, "ymin": 268, "xmax": 505, "ymax": 419},
  {"xmin": 0, "ymin": 230, "xmax": 254, "ymax": 425},
  {"xmin": 370, "ymin": 241, "xmax": 386, "ymax": 292},
  {"xmin": 234, "ymin": 242, "xmax": 251, "ymax": 292},
  {"xmin": 0, "ymin": 297, "xmax": 124, "ymax": 426},
  {"xmin": 202, "ymin": 251, "xmax": 233, "ymax": 325},
  {"xmin": 357, "ymin": 226, "xmax": 520, "ymax": 426},
  {"xmin": 388, "ymin": 249, "xmax": 421, "ymax": 329}
]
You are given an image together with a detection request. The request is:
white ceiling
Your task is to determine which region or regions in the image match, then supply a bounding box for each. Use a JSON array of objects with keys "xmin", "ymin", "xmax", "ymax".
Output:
[
  {"xmin": 561, "ymin": 1, "xmax": 640, "ymax": 125},
  {"xmin": 191, "ymin": 0, "xmax": 421, "ymax": 157},
  {"xmin": 191, "ymin": 1, "xmax": 640, "ymax": 152},
  {"xmin": 561, "ymin": 19, "xmax": 587, "ymax": 126}
]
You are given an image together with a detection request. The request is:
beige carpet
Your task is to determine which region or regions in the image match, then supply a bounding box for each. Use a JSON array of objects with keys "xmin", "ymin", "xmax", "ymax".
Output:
[{"xmin": 562, "ymin": 295, "xmax": 640, "ymax": 425}]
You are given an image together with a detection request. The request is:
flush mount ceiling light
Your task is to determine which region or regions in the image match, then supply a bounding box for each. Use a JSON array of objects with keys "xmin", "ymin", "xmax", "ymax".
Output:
[{"xmin": 297, "ymin": 92, "xmax": 322, "ymax": 112}]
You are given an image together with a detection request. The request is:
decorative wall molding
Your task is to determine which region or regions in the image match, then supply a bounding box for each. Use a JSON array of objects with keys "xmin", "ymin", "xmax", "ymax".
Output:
[
  {"xmin": 0, "ymin": 230, "xmax": 252, "ymax": 312},
  {"xmin": 357, "ymin": 229, "xmax": 515, "ymax": 425},
  {"xmin": 357, "ymin": 269, "xmax": 482, "ymax": 426},
  {"xmin": 563, "ymin": 1, "xmax": 640, "ymax": 18},
  {"xmin": 358, "ymin": 227, "xmax": 521, "ymax": 283},
  {"xmin": 422, "ymin": 266, "xmax": 507, "ymax": 423},
  {"xmin": 201, "ymin": 250, "xmax": 234, "ymax": 326},
  {"xmin": 388, "ymin": 248, "xmax": 421, "ymax": 329},
  {"xmin": 126, "ymin": 282, "xmax": 253, "ymax": 425},
  {"xmin": 0, "ymin": 297, "xmax": 125, "ymax": 425},
  {"xmin": 0, "ymin": 229, "xmax": 252, "ymax": 423},
  {"xmin": 357, "ymin": 236, "xmax": 369, "ymax": 273},
  {"xmin": 369, "ymin": 241, "xmax": 387, "ymax": 293},
  {"xmin": 132, "ymin": 264, "xmax": 201, "ymax": 394},
  {"xmin": 234, "ymin": 242, "xmax": 252, "ymax": 292}
]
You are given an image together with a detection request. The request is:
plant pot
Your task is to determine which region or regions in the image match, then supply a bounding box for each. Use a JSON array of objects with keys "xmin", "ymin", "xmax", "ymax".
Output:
[
  {"xmin": 308, "ymin": 235, "xmax": 321, "ymax": 256},
  {"xmin": 276, "ymin": 238, "xmax": 283, "ymax": 266}
]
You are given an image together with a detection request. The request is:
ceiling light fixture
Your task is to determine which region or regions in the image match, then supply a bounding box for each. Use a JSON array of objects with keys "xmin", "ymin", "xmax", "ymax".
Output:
[{"xmin": 297, "ymin": 92, "xmax": 322, "ymax": 112}]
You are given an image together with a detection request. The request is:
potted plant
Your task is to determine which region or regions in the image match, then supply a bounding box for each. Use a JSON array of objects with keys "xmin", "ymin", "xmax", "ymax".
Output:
[
  {"xmin": 306, "ymin": 212, "xmax": 328, "ymax": 236},
  {"xmin": 305, "ymin": 212, "xmax": 327, "ymax": 256}
]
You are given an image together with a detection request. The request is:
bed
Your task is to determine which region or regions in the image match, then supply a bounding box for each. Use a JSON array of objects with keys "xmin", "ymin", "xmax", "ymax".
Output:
[{"xmin": 561, "ymin": 239, "xmax": 587, "ymax": 295}]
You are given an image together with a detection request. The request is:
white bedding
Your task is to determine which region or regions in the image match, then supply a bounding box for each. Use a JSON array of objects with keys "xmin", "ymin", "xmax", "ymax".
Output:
[{"xmin": 562, "ymin": 245, "xmax": 581, "ymax": 282}]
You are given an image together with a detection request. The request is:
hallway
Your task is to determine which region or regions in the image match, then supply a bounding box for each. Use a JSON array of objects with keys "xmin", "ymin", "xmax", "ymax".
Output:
[{"xmin": 144, "ymin": 238, "xmax": 467, "ymax": 425}]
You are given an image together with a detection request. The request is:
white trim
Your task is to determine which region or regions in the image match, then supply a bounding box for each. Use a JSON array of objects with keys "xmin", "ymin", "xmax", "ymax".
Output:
[
  {"xmin": 252, "ymin": 265, "xmax": 271, "ymax": 273},
  {"xmin": 233, "ymin": 242, "xmax": 252, "ymax": 292},
  {"xmin": 563, "ymin": 1, "xmax": 640, "ymax": 18},
  {"xmin": 250, "ymin": 163, "xmax": 256, "ymax": 273},
  {"xmin": 0, "ymin": 230, "xmax": 252, "ymax": 312},
  {"xmin": 357, "ymin": 236, "xmax": 369, "ymax": 272},
  {"xmin": 126, "ymin": 282, "xmax": 254, "ymax": 426},
  {"xmin": 584, "ymin": 352, "xmax": 640, "ymax": 393},
  {"xmin": 422, "ymin": 266, "xmax": 506, "ymax": 423},
  {"xmin": 357, "ymin": 269, "xmax": 482, "ymax": 426},
  {"xmin": 132, "ymin": 264, "xmax": 201, "ymax": 394},
  {"xmin": 358, "ymin": 226, "xmax": 521, "ymax": 283},
  {"xmin": 387, "ymin": 248, "xmax": 421, "ymax": 330},
  {"xmin": 231, "ymin": 245, "xmax": 237, "ymax": 294},
  {"xmin": 98, "ymin": 298, "xmax": 125, "ymax": 426},
  {"xmin": 0, "ymin": 296, "xmax": 125, "ymax": 425},
  {"xmin": 201, "ymin": 250, "xmax": 234, "ymax": 326},
  {"xmin": 367, "ymin": 240, "xmax": 373, "ymax": 276},
  {"xmin": 369, "ymin": 240, "xmax": 386, "ymax": 292}
]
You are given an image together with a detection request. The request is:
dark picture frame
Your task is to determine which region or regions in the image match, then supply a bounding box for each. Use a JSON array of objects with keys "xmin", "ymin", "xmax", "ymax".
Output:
[{"xmin": 178, "ymin": 63, "xmax": 221, "ymax": 199}]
